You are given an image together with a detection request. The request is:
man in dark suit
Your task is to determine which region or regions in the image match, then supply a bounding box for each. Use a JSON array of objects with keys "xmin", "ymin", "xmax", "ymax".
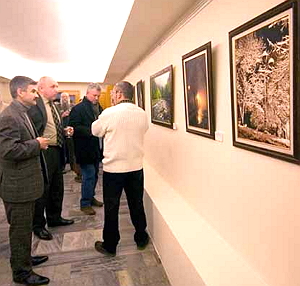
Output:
[
  {"xmin": 28, "ymin": 76, "xmax": 74, "ymax": 240},
  {"xmin": 0, "ymin": 76, "xmax": 50, "ymax": 285},
  {"xmin": 69, "ymin": 83, "xmax": 104, "ymax": 215}
]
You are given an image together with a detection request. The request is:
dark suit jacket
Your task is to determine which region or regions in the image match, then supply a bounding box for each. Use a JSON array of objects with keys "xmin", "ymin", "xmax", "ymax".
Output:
[
  {"xmin": 27, "ymin": 95, "xmax": 47, "ymax": 136},
  {"xmin": 69, "ymin": 97, "xmax": 103, "ymax": 164},
  {"xmin": 0, "ymin": 100, "xmax": 44, "ymax": 202},
  {"xmin": 28, "ymin": 95, "xmax": 66, "ymax": 167}
]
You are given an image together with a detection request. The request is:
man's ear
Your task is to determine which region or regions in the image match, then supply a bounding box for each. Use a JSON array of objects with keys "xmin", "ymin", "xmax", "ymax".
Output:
[
  {"xmin": 16, "ymin": 87, "xmax": 23, "ymax": 97},
  {"xmin": 116, "ymin": 92, "xmax": 122, "ymax": 102}
]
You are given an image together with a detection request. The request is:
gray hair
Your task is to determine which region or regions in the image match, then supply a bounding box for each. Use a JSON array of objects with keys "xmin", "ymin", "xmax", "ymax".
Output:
[
  {"xmin": 115, "ymin": 81, "xmax": 133, "ymax": 100},
  {"xmin": 10, "ymin": 76, "xmax": 37, "ymax": 99},
  {"xmin": 87, "ymin": 82, "xmax": 101, "ymax": 93}
]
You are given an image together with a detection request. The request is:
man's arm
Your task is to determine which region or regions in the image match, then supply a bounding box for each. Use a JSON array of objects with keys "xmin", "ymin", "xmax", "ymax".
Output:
[
  {"xmin": 69, "ymin": 107, "xmax": 92, "ymax": 137},
  {"xmin": 91, "ymin": 114, "xmax": 106, "ymax": 138},
  {"xmin": 0, "ymin": 115, "xmax": 40, "ymax": 161}
]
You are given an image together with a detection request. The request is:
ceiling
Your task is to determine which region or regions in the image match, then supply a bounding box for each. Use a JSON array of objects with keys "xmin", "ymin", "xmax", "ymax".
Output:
[{"xmin": 0, "ymin": 0, "xmax": 209, "ymax": 84}]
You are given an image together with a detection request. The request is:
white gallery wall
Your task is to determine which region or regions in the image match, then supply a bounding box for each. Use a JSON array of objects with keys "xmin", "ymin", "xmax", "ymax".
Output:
[
  {"xmin": 124, "ymin": 0, "xmax": 299, "ymax": 286},
  {"xmin": 0, "ymin": 82, "xmax": 10, "ymax": 102}
]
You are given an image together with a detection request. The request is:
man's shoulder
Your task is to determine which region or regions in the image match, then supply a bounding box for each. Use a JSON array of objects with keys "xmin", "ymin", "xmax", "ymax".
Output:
[
  {"xmin": 73, "ymin": 99, "xmax": 91, "ymax": 114},
  {"xmin": 0, "ymin": 105, "xmax": 19, "ymax": 125},
  {"xmin": 1, "ymin": 101, "xmax": 19, "ymax": 115}
]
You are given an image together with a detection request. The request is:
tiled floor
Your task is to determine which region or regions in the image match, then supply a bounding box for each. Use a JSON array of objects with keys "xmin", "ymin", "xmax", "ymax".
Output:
[{"xmin": 0, "ymin": 165, "xmax": 171, "ymax": 286}]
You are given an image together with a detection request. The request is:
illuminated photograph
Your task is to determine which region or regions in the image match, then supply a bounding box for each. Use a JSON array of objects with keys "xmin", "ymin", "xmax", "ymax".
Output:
[
  {"xmin": 150, "ymin": 65, "xmax": 174, "ymax": 128},
  {"xmin": 229, "ymin": 0, "xmax": 300, "ymax": 163},
  {"xmin": 136, "ymin": 80, "xmax": 145, "ymax": 110},
  {"xmin": 182, "ymin": 42, "xmax": 215, "ymax": 139}
]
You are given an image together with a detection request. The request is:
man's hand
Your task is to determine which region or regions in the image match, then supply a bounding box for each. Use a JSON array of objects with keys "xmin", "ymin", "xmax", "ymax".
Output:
[
  {"xmin": 36, "ymin": 137, "xmax": 49, "ymax": 150},
  {"xmin": 61, "ymin": 110, "xmax": 70, "ymax": 118}
]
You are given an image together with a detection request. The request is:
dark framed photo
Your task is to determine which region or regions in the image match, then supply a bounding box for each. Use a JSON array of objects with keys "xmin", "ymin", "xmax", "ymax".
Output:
[
  {"xmin": 182, "ymin": 42, "xmax": 215, "ymax": 139},
  {"xmin": 150, "ymin": 65, "xmax": 174, "ymax": 128},
  {"xmin": 136, "ymin": 80, "xmax": 145, "ymax": 109},
  {"xmin": 132, "ymin": 85, "xmax": 136, "ymax": 104},
  {"xmin": 229, "ymin": 0, "xmax": 300, "ymax": 164}
]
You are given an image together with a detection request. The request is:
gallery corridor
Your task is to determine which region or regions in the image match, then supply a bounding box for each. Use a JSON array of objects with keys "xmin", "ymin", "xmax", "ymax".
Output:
[{"xmin": 0, "ymin": 165, "xmax": 171, "ymax": 286}]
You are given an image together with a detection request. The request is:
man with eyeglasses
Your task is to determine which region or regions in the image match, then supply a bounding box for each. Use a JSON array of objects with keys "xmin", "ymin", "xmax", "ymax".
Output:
[
  {"xmin": 69, "ymin": 83, "xmax": 104, "ymax": 215},
  {"xmin": 92, "ymin": 81, "xmax": 149, "ymax": 256}
]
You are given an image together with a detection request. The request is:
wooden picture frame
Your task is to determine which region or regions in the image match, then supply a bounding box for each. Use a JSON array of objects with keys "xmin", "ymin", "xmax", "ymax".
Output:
[
  {"xmin": 229, "ymin": 0, "xmax": 300, "ymax": 163},
  {"xmin": 182, "ymin": 41, "xmax": 215, "ymax": 139},
  {"xmin": 57, "ymin": 90, "xmax": 81, "ymax": 104},
  {"xmin": 136, "ymin": 80, "xmax": 145, "ymax": 110},
  {"xmin": 150, "ymin": 65, "xmax": 174, "ymax": 128}
]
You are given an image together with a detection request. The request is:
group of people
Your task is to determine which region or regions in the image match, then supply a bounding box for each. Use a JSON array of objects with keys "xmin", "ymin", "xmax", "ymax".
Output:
[{"xmin": 0, "ymin": 76, "xmax": 149, "ymax": 285}]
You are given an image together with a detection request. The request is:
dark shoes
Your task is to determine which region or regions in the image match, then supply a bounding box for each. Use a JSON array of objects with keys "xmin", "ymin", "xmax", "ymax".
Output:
[
  {"xmin": 80, "ymin": 198, "xmax": 103, "ymax": 215},
  {"xmin": 95, "ymin": 241, "xmax": 116, "ymax": 257},
  {"xmin": 137, "ymin": 236, "xmax": 150, "ymax": 250},
  {"xmin": 80, "ymin": 206, "xmax": 96, "ymax": 215},
  {"xmin": 34, "ymin": 228, "xmax": 53, "ymax": 240},
  {"xmin": 91, "ymin": 198, "xmax": 104, "ymax": 207},
  {"xmin": 32, "ymin": 255, "xmax": 48, "ymax": 266},
  {"xmin": 13, "ymin": 271, "xmax": 50, "ymax": 285},
  {"xmin": 48, "ymin": 217, "xmax": 74, "ymax": 227}
]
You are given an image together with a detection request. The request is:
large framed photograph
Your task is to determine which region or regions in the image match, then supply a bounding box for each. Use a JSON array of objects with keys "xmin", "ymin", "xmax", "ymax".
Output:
[
  {"xmin": 182, "ymin": 42, "xmax": 215, "ymax": 139},
  {"xmin": 150, "ymin": 65, "xmax": 174, "ymax": 128},
  {"xmin": 136, "ymin": 80, "xmax": 145, "ymax": 109},
  {"xmin": 229, "ymin": 0, "xmax": 300, "ymax": 163}
]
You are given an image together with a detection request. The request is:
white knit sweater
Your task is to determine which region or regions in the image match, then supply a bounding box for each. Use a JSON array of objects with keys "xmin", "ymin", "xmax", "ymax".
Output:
[{"xmin": 91, "ymin": 103, "xmax": 148, "ymax": 173}]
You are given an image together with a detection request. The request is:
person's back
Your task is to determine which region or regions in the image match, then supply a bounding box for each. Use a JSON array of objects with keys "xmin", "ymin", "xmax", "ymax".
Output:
[
  {"xmin": 91, "ymin": 81, "xmax": 150, "ymax": 257},
  {"xmin": 97, "ymin": 102, "xmax": 148, "ymax": 172}
]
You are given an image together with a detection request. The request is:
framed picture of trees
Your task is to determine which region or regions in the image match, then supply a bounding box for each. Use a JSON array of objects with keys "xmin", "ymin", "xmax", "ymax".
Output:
[
  {"xmin": 182, "ymin": 42, "xmax": 215, "ymax": 139},
  {"xmin": 229, "ymin": 0, "xmax": 300, "ymax": 164},
  {"xmin": 150, "ymin": 65, "xmax": 174, "ymax": 128},
  {"xmin": 136, "ymin": 80, "xmax": 145, "ymax": 110}
]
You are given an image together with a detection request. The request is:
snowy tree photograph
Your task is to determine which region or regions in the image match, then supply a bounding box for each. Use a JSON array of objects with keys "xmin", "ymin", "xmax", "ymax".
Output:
[{"xmin": 229, "ymin": 1, "xmax": 299, "ymax": 163}]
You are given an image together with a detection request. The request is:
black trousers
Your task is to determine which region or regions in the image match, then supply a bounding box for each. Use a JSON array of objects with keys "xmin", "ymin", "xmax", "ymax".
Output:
[
  {"xmin": 33, "ymin": 146, "xmax": 64, "ymax": 230},
  {"xmin": 4, "ymin": 200, "xmax": 34, "ymax": 280},
  {"xmin": 102, "ymin": 169, "xmax": 148, "ymax": 252}
]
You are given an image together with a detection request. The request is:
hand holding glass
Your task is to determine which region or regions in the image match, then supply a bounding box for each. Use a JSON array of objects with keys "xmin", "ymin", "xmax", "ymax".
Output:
[{"xmin": 64, "ymin": 126, "xmax": 74, "ymax": 138}]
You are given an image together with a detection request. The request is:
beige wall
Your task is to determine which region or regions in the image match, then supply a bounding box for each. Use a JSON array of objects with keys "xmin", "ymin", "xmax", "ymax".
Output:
[
  {"xmin": 58, "ymin": 82, "xmax": 89, "ymax": 100},
  {"xmin": 0, "ymin": 81, "xmax": 109, "ymax": 103},
  {"xmin": 0, "ymin": 82, "xmax": 11, "ymax": 103},
  {"xmin": 125, "ymin": 0, "xmax": 299, "ymax": 286}
]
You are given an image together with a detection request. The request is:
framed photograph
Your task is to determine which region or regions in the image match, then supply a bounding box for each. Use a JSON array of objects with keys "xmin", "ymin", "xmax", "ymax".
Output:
[
  {"xmin": 57, "ymin": 90, "xmax": 80, "ymax": 104},
  {"xmin": 136, "ymin": 80, "xmax": 145, "ymax": 109},
  {"xmin": 229, "ymin": 0, "xmax": 300, "ymax": 163},
  {"xmin": 150, "ymin": 65, "xmax": 174, "ymax": 128},
  {"xmin": 182, "ymin": 42, "xmax": 215, "ymax": 139},
  {"xmin": 132, "ymin": 85, "xmax": 136, "ymax": 104}
]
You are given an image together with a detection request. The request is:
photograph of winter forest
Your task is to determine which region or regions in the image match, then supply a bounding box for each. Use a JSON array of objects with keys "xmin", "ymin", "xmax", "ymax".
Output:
[
  {"xmin": 230, "ymin": 1, "xmax": 299, "ymax": 162},
  {"xmin": 182, "ymin": 42, "xmax": 215, "ymax": 139},
  {"xmin": 150, "ymin": 65, "xmax": 174, "ymax": 128}
]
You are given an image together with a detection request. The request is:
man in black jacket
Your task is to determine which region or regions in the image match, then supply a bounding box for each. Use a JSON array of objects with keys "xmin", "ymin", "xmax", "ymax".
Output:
[
  {"xmin": 69, "ymin": 83, "xmax": 104, "ymax": 215},
  {"xmin": 28, "ymin": 76, "xmax": 74, "ymax": 240}
]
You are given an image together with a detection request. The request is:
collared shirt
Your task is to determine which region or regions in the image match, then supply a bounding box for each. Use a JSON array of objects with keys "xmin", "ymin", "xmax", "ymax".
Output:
[{"xmin": 40, "ymin": 95, "xmax": 61, "ymax": 146}]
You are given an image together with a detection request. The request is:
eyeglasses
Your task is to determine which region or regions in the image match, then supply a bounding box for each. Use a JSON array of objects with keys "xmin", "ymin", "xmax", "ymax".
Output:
[{"xmin": 110, "ymin": 90, "xmax": 122, "ymax": 96}]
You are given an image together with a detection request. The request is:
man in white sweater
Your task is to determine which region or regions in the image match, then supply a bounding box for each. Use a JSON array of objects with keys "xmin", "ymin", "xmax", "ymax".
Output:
[{"xmin": 91, "ymin": 81, "xmax": 149, "ymax": 256}]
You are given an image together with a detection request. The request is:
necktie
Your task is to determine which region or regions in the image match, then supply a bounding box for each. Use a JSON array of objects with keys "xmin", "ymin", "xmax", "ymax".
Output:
[{"xmin": 49, "ymin": 101, "xmax": 64, "ymax": 147}]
